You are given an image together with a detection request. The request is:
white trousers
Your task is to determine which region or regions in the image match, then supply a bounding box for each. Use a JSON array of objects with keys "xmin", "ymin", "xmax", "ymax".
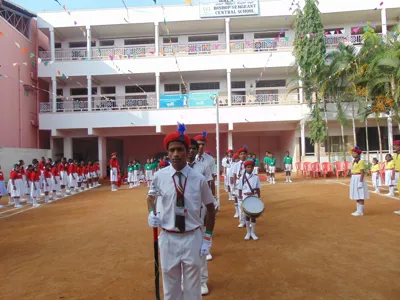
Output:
[
  {"xmin": 159, "ymin": 228, "xmax": 202, "ymax": 300},
  {"xmin": 110, "ymin": 168, "xmax": 118, "ymax": 182}
]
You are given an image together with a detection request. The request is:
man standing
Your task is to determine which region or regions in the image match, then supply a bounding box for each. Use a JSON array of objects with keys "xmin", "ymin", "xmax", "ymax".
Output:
[
  {"xmin": 109, "ymin": 152, "xmax": 119, "ymax": 192},
  {"xmin": 147, "ymin": 124, "xmax": 216, "ymax": 300}
]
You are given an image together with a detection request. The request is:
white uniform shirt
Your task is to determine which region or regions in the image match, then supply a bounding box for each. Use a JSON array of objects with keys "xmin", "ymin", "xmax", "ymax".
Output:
[
  {"xmin": 237, "ymin": 173, "xmax": 261, "ymax": 196},
  {"xmin": 228, "ymin": 161, "xmax": 237, "ymax": 185},
  {"xmin": 232, "ymin": 160, "xmax": 246, "ymax": 186},
  {"xmin": 196, "ymin": 152, "xmax": 216, "ymax": 176},
  {"xmin": 151, "ymin": 165, "xmax": 214, "ymax": 231},
  {"xmin": 222, "ymin": 157, "xmax": 232, "ymax": 175},
  {"xmin": 188, "ymin": 160, "xmax": 212, "ymax": 182}
]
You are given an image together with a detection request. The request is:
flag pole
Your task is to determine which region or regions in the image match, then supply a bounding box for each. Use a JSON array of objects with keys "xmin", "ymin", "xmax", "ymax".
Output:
[{"xmin": 215, "ymin": 93, "xmax": 221, "ymax": 208}]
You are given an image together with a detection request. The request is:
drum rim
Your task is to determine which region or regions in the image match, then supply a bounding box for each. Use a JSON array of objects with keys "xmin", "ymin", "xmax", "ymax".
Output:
[{"xmin": 241, "ymin": 196, "xmax": 264, "ymax": 217}]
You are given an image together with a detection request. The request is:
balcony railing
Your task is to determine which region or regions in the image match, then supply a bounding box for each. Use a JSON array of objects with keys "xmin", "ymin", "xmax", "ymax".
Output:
[
  {"xmin": 40, "ymin": 93, "xmax": 157, "ymax": 113},
  {"xmin": 40, "ymin": 91, "xmax": 300, "ymax": 113}
]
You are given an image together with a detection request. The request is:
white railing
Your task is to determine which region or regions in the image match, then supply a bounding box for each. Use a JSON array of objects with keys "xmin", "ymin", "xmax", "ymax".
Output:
[
  {"xmin": 230, "ymin": 38, "xmax": 293, "ymax": 52},
  {"xmin": 160, "ymin": 41, "xmax": 227, "ymax": 56},
  {"xmin": 92, "ymin": 45, "xmax": 156, "ymax": 60},
  {"xmin": 231, "ymin": 93, "xmax": 300, "ymax": 105},
  {"xmin": 40, "ymin": 93, "xmax": 157, "ymax": 113}
]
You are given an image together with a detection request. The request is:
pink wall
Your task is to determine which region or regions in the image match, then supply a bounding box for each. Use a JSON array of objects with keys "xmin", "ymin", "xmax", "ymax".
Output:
[{"xmin": 0, "ymin": 17, "xmax": 49, "ymax": 149}]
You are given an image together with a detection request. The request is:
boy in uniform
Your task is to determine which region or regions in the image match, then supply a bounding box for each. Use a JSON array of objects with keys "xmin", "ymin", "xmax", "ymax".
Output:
[
  {"xmin": 283, "ymin": 151, "xmax": 293, "ymax": 183},
  {"xmin": 110, "ymin": 153, "xmax": 120, "ymax": 192},
  {"xmin": 263, "ymin": 151, "xmax": 271, "ymax": 182},
  {"xmin": 232, "ymin": 146, "xmax": 248, "ymax": 228},
  {"xmin": 268, "ymin": 153, "xmax": 277, "ymax": 184}
]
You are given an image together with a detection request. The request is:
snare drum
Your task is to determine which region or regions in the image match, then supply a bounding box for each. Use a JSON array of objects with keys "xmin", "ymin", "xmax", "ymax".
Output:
[{"xmin": 241, "ymin": 196, "xmax": 264, "ymax": 218}]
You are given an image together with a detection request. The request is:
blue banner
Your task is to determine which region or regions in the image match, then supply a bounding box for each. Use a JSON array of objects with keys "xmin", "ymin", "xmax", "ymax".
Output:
[
  {"xmin": 188, "ymin": 91, "xmax": 218, "ymax": 107},
  {"xmin": 160, "ymin": 94, "xmax": 186, "ymax": 108}
]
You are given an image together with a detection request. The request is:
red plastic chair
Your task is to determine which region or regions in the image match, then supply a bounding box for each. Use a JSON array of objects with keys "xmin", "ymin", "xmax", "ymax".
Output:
[
  {"xmin": 303, "ymin": 162, "xmax": 312, "ymax": 177},
  {"xmin": 321, "ymin": 162, "xmax": 333, "ymax": 178},
  {"xmin": 344, "ymin": 161, "xmax": 352, "ymax": 177},
  {"xmin": 379, "ymin": 162, "xmax": 386, "ymax": 182},
  {"xmin": 295, "ymin": 161, "xmax": 303, "ymax": 177},
  {"xmin": 311, "ymin": 162, "xmax": 322, "ymax": 178},
  {"xmin": 334, "ymin": 161, "xmax": 344, "ymax": 178}
]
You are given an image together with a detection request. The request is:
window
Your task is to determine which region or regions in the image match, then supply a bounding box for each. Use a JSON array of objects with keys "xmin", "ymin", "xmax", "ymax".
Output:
[
  {"xmin": 55, "ymin": 43, "xmax": 61, "ymax": 49},
  {"xmin": 69, "ymin": 41, "xmax": 96, "ymax": 48},
  {"xmin": 164, "ymin": 84, "xmax": 180, "ymax": 92},
  {"xmin": 256, "ymin": 80, "xmax": 286, "ymax": 88},
  {"xmin": 181, "ymin": 84, "xmax": 187, "ymax": 94},
  {"xmin": 325, "ymin": 136, "xmax": 348, "ymax": 153},
  {"xmin": 99, "ymin": 40, "xmax": 115, "ymax": 47},
  {"xmin": 231, "ymin": 81, "xmax": 246, "ymax": 89},
  {"xmin": 101, "ymin": 86, "xmax": 116, "ymax": 94},
  {"xmin": 163, "ymin": 37, "xmax": 178, "ymax": 43},
  {"xmin": 230, "ymin": 34, "xmax": 244, "ymax": 40},
  {"xmin": 56, "ymin": 89, "xmax": 63, "ymax": 96},
  {"xmin": 188, "ymin": 35, "xmax": 219, "ymax": 42},
  {"xmin": 190, "ymin": 82, "xmax": 220, "ymax": 91},
  {"xmin": 124, "ymin": 38, "xmax": 155, "ymax": 45},
  {"xmin": 305, "ymin": 138, "xmax": 315, "ymax": 155},
  {"xmin": 70, "ymin": 87, "xmax": 97, "ymax": 96},
  {"xmin": 125, "ymin": 85, "xmax": 155, "ymax": 93},
  {"xmin": 254, "ymin": 32, "xmax": 284, "ymax": 39}
]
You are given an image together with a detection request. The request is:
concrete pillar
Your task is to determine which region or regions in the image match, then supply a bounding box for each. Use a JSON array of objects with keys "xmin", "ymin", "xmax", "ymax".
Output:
[
  {"xmin": 228, "ymin": 131, "xmax": 233, "ymax": 150},
  {"xmin": 98, "ymin": 136, "xmax": 107, "ymax": 179},
  {"xmin": 227, "ymin": 69, "xmax": 232, "ymax": 106},
  {"xmin": 381, "ymin": 8, "xmax": 387, "ymax": 36},
  {"xmin": 156, "ymin": 72, "xmax": 160, "ymax": 109},
  {"xmin": 63, "ymin": 137, "xmax": 73, "ymax": 159},
  {"xmin": 388, "ymin": 114, "xmax": 393, "ymax": 153},
  {"xmin": 52, "ymin": 76, "xmax": 57, "ymax": 113},
  {"xmin": 154, "ymin": 22, "xmax": 159, "ymax": 56},
  {"xmin": 300, "ymin": 120, "xmax": 306, "ymax": 158},
  {"xmin": 86, "ymin": 25, "xmax": 91, "ymax": 60},
  {"xmin": 50, "ymin": 28, "xmax": 55, "ymax": 62},
  {"xmin": 87, "ymin": 75, "xmax": 92, "ymax": 111},
  {"xmin": 225, "ymin": 18, "xmax": 230, "ymax": 53}
]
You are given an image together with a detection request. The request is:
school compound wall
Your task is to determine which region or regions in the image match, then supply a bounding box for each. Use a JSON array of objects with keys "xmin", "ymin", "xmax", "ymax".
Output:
[{"xmin": 0, "ymin": 147, "xmax": 51, "ymax": 180}]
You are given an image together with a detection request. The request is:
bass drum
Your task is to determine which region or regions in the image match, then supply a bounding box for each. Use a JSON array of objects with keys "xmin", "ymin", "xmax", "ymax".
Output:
[{"xmin": 241, "ymin": 196, "xmax": 264, "ymax": 218}]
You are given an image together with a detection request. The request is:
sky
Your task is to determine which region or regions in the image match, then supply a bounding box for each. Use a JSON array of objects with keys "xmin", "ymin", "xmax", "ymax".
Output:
[{"xmin": 11, "ymin": 0, "xmax": 196, "ymax": 13}]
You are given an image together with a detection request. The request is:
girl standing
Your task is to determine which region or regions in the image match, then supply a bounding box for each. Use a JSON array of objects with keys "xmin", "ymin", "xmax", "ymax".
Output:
[
  {"xmin": 30, "ymin": 165, "xmax": 41, "ymax": 207},
  {"xmin": 349, "ymin": 147, "xmax": 369, "ymax": 216},
  {"xmin": 51, "ymin": 162, "xmax": 60, "ymax": 200},
  {"xmin": 384, "ymin": 154, "xmax": 396, "ymax": 196},
  {"xmin": 43, "ymin": 164, "xmax": 53, "ymax": 203},
  {"xmin": 10, "ymin": 164, "xmax": 23, "ymax": 208},
  {"xmin": 371, "ymin": 158, "xmax": 381, "ymax": 193},
  {"xmin": 0, "ymin": 165, "xmax": 6, "ymax": 208}
]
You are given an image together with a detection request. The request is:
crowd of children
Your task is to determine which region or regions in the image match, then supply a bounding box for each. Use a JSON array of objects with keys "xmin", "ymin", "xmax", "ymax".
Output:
[{"xmin": 0, "ymin": 157, "xmax": 101, "ymax": 208}]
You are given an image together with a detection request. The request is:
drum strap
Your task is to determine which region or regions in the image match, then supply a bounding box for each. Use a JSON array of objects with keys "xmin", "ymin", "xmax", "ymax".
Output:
[{"xmin": 243, "ymin": 174, "xmax": 255, "ymax": 194}]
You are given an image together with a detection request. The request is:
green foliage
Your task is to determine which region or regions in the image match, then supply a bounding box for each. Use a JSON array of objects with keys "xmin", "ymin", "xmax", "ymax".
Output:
[{"xmin": 308, "ymin": 105, "xmax": 327, "ymax": 145}]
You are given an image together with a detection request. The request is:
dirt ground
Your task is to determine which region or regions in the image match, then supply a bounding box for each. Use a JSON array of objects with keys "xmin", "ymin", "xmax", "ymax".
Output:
[{"xmin": 1, "ymin": 174, "xmax": 400, "ymax": 300}]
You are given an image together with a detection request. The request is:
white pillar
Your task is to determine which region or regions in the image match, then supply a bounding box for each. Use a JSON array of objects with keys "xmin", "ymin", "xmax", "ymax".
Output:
[
  {"xmin": 298, "ymin": 66, "xmax": 304, "ymax": 104},
  {"xmin": 86, "ymin": 25, "xmax": 91, "ymax": 60},
  {"xmin": 301, "ymin": 120, "xmax": 306, "ymax": 159},
  {"xmin": 50, "ymin": 28, "xmax": 55, "ymax": 62},
  {"xmin": 225, "ymin": 18, "xmax": 230, "ymax": 53},
  {"xmin": 154, "ymin": 22, "xmax": 159, "ymax": 56},
  {"xmin": 87, "ymin": 75, "xmax": 92, "ymax": 111},
  {"xmin": 227, "ymin": 69, "xmax": 232, "ymax": 106},
  {"xmin": 228, "ymin": 131, "xmax": 233, "ymax": 149},
  {"xmin": 98, "ymin": 136, "xmax": 107, "ymax": 179},
  {"xmin": 156, "ymin": 72, "xmax": 160, "ymax": 109},
  {"xmin": 52, "ymin": 76, "xmax": 57, "ymax": 113},
  {"xmin": 381, "ymin": 8, "xmax": 387, "ymax": 35},
  {"xmin": 63, "ymin": 137, "xmax": 73, "ymax": 159},
  {"xmin": 388, "ymin": 114, "xmax": 393, "ymax": 153}
]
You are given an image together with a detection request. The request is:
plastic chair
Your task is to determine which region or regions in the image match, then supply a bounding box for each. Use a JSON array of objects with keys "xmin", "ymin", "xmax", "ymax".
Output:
[
  {"xmin": 311, "ymin": 162, "xmax": 322, "ymax": 178},
  {"xmin": 334, "ymin": 161, "xmax": 344, "ymax": 178},
  {"xmin": 303, "ymin": 162, "xmax": 312, "ymax": 177},
  {"xmin": 321, "ymin": 162, "xmax": 333, "ymax": 178},
  {"xmin": 379, "ymin": 162, "xmax": 386, "ymax": 182},
  {"xmin": 343, "ymin": 161, "xmax": 352, "ymax": 177},
  {"xmin": 295, "ymin": 161, "xmax": 303, "ymax": 177}
]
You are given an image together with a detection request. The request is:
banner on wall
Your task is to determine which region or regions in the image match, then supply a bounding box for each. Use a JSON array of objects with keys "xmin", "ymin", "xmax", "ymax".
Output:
[
  {"xmin": 188, "ymin": 91, "xmax": 219, "ymax": 107},
  {"xmin": 199, "ymin": 0, "xmax": 259, "ymax": 19},
  {"xmin": 160, "ymin": 94, "xmax": 188, "ymax": 108}
]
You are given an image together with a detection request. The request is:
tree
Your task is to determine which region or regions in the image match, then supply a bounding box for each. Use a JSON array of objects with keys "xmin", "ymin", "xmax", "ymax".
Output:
[{"xmin": 293, "ymin": 0, "xmax": 327, "ymax": 162}]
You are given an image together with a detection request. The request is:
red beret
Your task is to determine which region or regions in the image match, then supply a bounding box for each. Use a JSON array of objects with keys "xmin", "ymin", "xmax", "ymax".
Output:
[
  {"xmin": 394, "ymin": 140, "xmax": 400, "ymax": 145},
  {"xmin": 194, "ymin": 131, "xmax": 207, "ymax": 143},
  {"xmin": 233, "ymin": 153, "xmax": 239, "ymax": 159},
  {"xmin": 111, "ymin": 152, "xmax": 117, "ymax": 156},
  {"xmin": 226, "ymin": 149, "xmax": 233, "ymax": 153},
  {"xmin": 244, "ymin": 160, "xmax": 255, "ymax": 167},
  {"xmin": 159, "ymin": 160, "xmax": 170, "ymax": 168},
  {"xmin": 237, "ymin": 145, "xmax": 248, "ymax": 154},
  {"xmin": 163, "ymin": 123, "xmax": 190, "ymax": 150}
]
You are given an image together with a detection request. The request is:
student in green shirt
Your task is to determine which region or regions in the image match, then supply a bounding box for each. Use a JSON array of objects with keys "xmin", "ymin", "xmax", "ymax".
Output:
[
  {"xmin": 263, "ymin": 151, "xmax": 271, "ymax": 182},
  {"xmin": 283, "ymin": 151, "xmax": 293, "ymax": 183},
  {"xmin": 268, "ymin": 153, "xmax": 277, "ymax": 184},
  {"xmin": 127, "ymin": 162, "xmax": 134, "ymax": 188},
  {"xmin": 144, "ymin": 159, "xmax": 153, "ymax": 187},
  {"xmin": 133, "ymin": 160, "xmax": 141, "ymax": 187},
  {"xmin": 250, "ymin": 154, "xmax": 260, "ymax": 174}
]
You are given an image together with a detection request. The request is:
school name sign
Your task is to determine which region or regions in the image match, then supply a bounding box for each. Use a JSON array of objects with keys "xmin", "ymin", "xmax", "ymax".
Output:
[{"xmin": 199, "ymin": 0, "xmax": 259, "ymax": 18}]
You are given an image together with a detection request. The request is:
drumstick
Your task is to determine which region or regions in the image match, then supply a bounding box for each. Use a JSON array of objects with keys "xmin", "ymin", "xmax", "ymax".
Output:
[{"xmin": 147, "ymin": 192, "xmax": 160, "ymax": 300}]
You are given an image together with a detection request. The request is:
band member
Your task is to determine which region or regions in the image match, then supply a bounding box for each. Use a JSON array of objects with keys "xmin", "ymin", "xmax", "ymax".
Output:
[
  {"xmin": 222, "ymin": 150, "xmax": 233, "ymax": 197},
  {"xmin": 232, "ymin": 146, "xmax": 248, "ymax": 227},
  {"xmin": 194, "ymin": 132, "xmax": 216, "ymax": 196},
  {"xmin": 238, "ymin": 159, "xmax": 261, "ymax": 240},
  {"xmin": 158, "ymin": 160, "xmax": 170, "ymax": 169},
  {"xmin": 283, "ymin": 151, "xmax": 293, "ymax": 183},
  {"xmin": 349, "ymin": 146, "xmax": 369, "ymax": 216},
  {"xmin": 110, "ymin": 152, "xmax": 119, "ymax": 192},
  {"xmin": 147, "ymin": 123, "xmax": 216, "ymax": 300},
  {"xmin": 230, "ymin": 153, "xmax": 240, "ymax": 215}
]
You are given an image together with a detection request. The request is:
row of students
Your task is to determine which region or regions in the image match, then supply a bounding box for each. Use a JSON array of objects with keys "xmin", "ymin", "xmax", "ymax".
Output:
[{"xmin": 264, "ymin": 151, "xmax": 293, "ymax": 184}]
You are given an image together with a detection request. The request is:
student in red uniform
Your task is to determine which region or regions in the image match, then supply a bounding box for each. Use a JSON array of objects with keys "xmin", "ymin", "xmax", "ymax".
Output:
[
  {"xmin": 43, "ymin": 163, "xmax": 53, "ymax": 203},
  {"xmin": 0, "ymin": 165, "xmax": 6, "ymax": 207},
  {"xmin": 10, "ymin": 164, "xmax": 23, "ymax": 208},
  {"xmin": 68, "ymin": 159, "xmax": 77, "ymax": 194},
  {"xmin": 82, "ymin": 162, "xmax": 89, "ymax": 190},
  {"xmin": 25, "ymin": 165, "xmax": 33, "ymax": 204},
  {"xmin": 93, "ymin": 160, "xmax": 100, "ymax": 187},
  {"xmin": 51, "ymin": 162, "xmax": 60, "ymax": 200},
  {"xmin": 38, "ymin": 157, "xmax": 46, "ymax": 193},
  {"xmin": 59, "ymin": 158, "xmax": 68, "ymax": 197},
  {"xmin": 30, "ymin": 165, "xmax": 41, "ymax": 207},
  {"xmin": 87, "ymin": 161, "xmax": 94, "ymax": 188},
  {"xmin": 19, "ymin": 160, "xmax": 27, "ymax": 201},
  {"xmin": 110, "ymin": 153, "xmax": 120, "ymax": 192}
]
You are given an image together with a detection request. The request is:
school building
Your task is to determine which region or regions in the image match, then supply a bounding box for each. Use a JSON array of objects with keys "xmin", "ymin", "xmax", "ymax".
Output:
[{"xmin": 3, "ymin": 0, "xmax": 400, "ymax": 177}]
